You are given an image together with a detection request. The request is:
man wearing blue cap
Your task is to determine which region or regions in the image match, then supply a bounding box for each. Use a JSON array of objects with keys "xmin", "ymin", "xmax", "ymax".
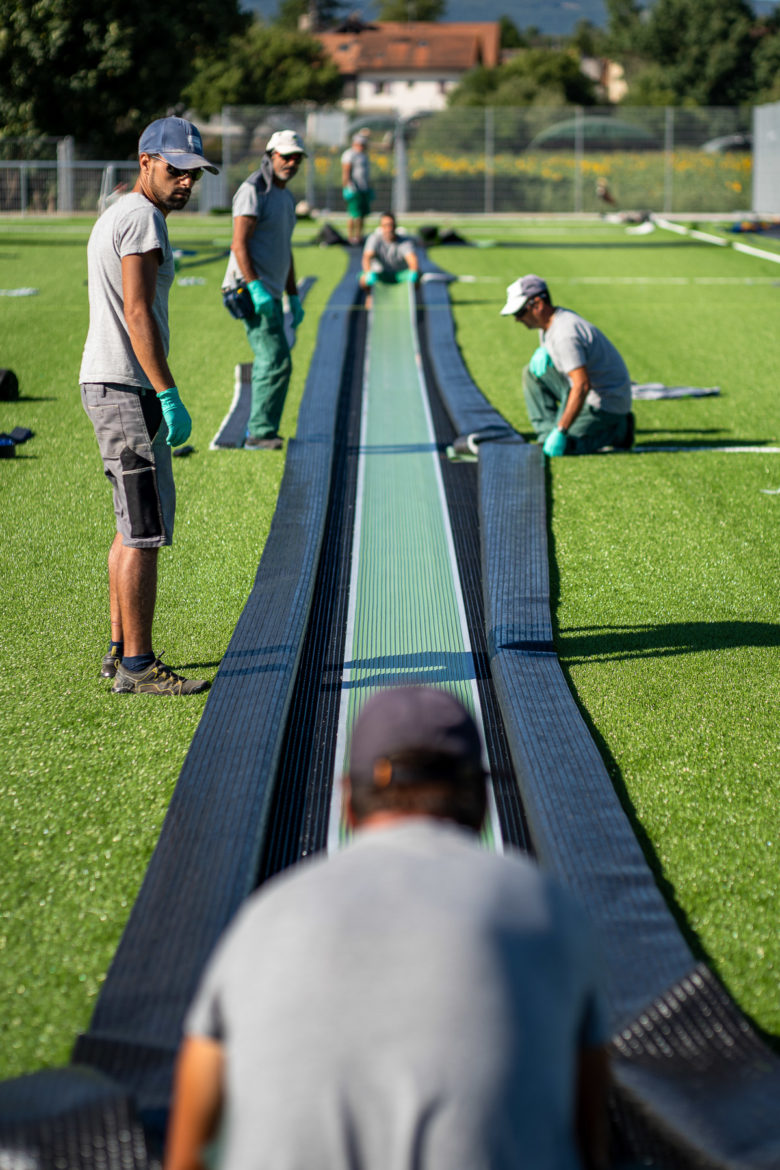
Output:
[
  {"xmin": 80, "ymin": 116, "xmax": 218, "ymax": 694},
  {"xmin": 502, "ymin": 274, "xmax": 634, "ymax": 456},
  {"xmin": 166, "ymin": 686, "xmax": 609, "ymax": 1170}
]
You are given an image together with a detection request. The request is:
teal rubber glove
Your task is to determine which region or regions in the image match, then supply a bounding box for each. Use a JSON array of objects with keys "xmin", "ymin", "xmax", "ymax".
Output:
[
  {"xmin": 289, "ymin": 294, "xmax": 304, "ymax": 328},
  {"xmin": 342, "ymin": 185, "xmax": 355, "ymax": 200},
  {"xmin": 397, "ymin": 269, "xmax": 419, "ymax": 283},
  {"xmin": 247, "ymin": 279, "xmax": 274, "ymax": 318},
  {"xmin": 542, "ymin": 427, "xmax": 568, "ymax": 457},
  {"xmin": 364, "ymin": 270, "xmax": 377, "ymax": 287},
  {"xmin": 529, "ymin": 345, "xmax": 553, "ymax": 378},
  {"xmin": 157, "ymin": 387, "xmax": 192, "ymax": 448}
]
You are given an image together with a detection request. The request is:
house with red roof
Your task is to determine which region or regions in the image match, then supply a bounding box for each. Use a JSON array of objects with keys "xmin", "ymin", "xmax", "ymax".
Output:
[{"xmin": 317, "ymin": 20, "xmax": 501, "ymax": 115}]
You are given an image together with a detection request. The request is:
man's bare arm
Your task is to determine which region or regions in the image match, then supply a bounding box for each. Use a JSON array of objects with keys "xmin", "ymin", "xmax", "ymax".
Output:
[
  {"xmin": 122, "ymin": 251, "xmax": 175, "ymax": 392},
  {"xmin": 165, "ymin": 1036, "xmax": 225, "ymax": 1170},
  {"xmin": 576, "ymin": 1044, "xmax": 610, "ymax": 1170},
  {"xmin": 231, "ymin": 215, "xmax": 259, "ymax": 284},
  {"xmin": 559, "ymin": 365, "xmax": 590, "ymax": 431}
]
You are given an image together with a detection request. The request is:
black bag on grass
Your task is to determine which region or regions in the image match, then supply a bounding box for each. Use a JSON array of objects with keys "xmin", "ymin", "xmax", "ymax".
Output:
[{"xmin": 0, "ymin": 369, "xmax": 19, "ymax": 401}]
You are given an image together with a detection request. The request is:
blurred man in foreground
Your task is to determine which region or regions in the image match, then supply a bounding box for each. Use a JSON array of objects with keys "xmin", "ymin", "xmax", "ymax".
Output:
[{"xmin": 166, "ymin": 686, "xmax": 610, "ymax": 1170}]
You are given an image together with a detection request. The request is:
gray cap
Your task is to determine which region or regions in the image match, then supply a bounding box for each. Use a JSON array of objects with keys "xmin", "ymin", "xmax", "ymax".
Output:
[
  {"xmin": 138, "ymin": 117, "xmax": 219, "ymax": 174},
  {"xmin": 500, "ymin": 274, "xmax": 548, "ymax": 316},
  {"xmin": 348, "ymin": 687, "xmax": 483, "ymax": 788}
]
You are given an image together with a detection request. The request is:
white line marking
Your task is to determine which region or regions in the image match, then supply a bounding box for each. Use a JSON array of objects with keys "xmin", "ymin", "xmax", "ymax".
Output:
[{"xmin": 633, "ymin": 445, "xmax": 780, "ymax": 454}]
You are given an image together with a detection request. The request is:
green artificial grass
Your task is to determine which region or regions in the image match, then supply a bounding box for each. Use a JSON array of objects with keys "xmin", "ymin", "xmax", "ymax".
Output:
[
  {"xmin": 0, "ymin": 214, "xmax": 777, "ymax": 1083},
  {"xmin": 0, "ymin": 215, "xmax": 346, "ymax": 1077},
  {"xmin": 438, "ymin": 221, "xmax": 779, "ymax": 1041}
]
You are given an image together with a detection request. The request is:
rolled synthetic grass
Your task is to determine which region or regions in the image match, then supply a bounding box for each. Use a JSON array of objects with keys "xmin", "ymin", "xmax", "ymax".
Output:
[{"xmin": 0, "ymin": 215, "xmax": 777, "ymax": 1081}]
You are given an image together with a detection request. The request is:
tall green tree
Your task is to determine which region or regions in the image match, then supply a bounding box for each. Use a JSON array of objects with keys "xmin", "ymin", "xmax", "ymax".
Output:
[
  {"xmin": 637, "ymin": 0, "xmax": 756, "ymax": 105},
  {"xmin": 449, "ymin": 49, "xmax": 596, "ymax": 108},
  {"xmin": 0, "ymin": 0, "xmax": 247, "ymax": 156},
  {"xmin": 183, "ymin": 21, "xmax": 343, "ymax": 117},
  {"xmin": 375, "ymin": 0, "xmax": 446, "ymax": 20}
]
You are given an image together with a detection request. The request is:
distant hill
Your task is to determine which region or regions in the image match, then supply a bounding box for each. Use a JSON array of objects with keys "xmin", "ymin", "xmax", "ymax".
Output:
[
  {"xmin": 242, "ymin": 0, "xmax": 780, "ymax": 34},
  {"xmin": 241, "ymin": 0, "xmax": 612, "ymax": 36}
]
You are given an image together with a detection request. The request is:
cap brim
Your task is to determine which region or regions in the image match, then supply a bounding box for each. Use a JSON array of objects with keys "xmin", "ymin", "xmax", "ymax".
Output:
[
  {"xmin": 500, "ymin": 297, "xmax": 527, "ymax": 316},
  {"xmin": 159, "ymin": 150, "xmax": 219, "ymax": 174},
  {"xmin": 276, "ymin": 149, "xmax": 308, "ymax": 157}
]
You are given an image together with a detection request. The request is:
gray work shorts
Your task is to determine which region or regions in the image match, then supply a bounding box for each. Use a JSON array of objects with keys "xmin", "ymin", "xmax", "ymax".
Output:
[{"xmin": 81, "ymin": 383, "xmax": 175, "ymax": 548}]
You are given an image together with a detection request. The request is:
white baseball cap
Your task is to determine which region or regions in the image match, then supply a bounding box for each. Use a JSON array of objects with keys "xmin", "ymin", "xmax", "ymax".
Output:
[
  {"xmin": 266, "ymin": 130, "xmax": 307, "ymax": 157},
  {"xmin": 500, "ymin": 274, "xmax": 549, "ymax": 316}
]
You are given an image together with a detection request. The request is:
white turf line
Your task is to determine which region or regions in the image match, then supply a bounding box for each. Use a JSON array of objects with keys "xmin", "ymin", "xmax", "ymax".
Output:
[
  {"xmin": 209, "ymin": 363, "xmax": 244, "ymax": 450},
  {"xmin": 632, "ymin": 446, "xmax": 780, "ymax": 454},
  {"xmin": 654, "ymin": 216, "xmax": 780, "ymax": 265}
]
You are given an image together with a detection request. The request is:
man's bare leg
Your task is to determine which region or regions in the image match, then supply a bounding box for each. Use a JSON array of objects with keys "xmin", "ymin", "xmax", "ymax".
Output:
[{"xmin": 113, "ymin": 542, "xmax": 158, "ymax": 657}]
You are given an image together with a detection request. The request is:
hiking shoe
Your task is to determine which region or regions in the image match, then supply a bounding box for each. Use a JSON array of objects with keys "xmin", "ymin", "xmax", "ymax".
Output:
[
  {"xmin": 244, "ymin": 434, "xmax": 283, "ymax": 450},
  {"xmin": 112, "ymin": 658, "xmax": 210, "ymax": 696},
  {"xmin": 100, "ymin": 647, "xmax": 121, "ymax": 679}
]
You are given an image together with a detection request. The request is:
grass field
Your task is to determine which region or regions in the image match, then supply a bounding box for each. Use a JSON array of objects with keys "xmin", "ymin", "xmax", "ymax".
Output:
[{"xmin": 0, "ymin": 212, "xmax": 777, "ymax": 1080}]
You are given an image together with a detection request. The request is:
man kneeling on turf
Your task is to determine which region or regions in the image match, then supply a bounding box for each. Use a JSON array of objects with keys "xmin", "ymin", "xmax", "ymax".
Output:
[
  {"xmin": 502, "ymin": 274, "xmax": 634, "ymax": 456},
  {"xmin": 360, "ymin": 211, "xmax": 419, "ymax": 293}
]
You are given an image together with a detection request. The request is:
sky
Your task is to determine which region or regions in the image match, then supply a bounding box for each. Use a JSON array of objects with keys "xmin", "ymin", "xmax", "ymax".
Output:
[{"xmin": 243, "ymin": 0, "xmax": 780, "ymax": 35}]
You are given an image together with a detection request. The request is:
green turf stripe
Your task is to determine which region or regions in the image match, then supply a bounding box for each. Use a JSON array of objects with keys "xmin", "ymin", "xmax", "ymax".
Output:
[{"xmin": 328, "ymin": 280, "xmax": 497, "ymax": 850}]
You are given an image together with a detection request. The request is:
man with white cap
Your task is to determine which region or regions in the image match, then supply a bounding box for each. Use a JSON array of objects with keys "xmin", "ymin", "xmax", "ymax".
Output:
[
  {"xmin": 222, "ymin": 130, "xmax": 306, "ymax": 450},
  {"xmin": 165, "ymin": 686, "xmax": 610, "ymax": 1170},
  {"xmin": 80, "ymin": 116, "xmax": 217, "ymax": 694},
  {"xmin": 501, "ymin": 274, "xmax": 634, "ymax": 456},
  {"xmin": 341, "ymin": 130, "xmax": 373, "ymax": 245}
]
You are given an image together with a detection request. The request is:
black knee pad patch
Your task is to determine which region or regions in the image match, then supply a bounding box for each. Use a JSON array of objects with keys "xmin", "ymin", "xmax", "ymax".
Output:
[{"xmin": 120, "ymin": 447, "xmax": 163, "ymax": 539}]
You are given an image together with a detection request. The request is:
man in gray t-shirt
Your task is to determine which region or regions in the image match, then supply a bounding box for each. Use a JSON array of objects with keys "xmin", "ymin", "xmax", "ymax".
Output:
[
  {"xmin": 501, "ymin": 273, "xmax": 634, "ymax": 456},
  {"xmin": 341, "ymin": 131, "xmax": 373, "ymax": 245},
  {"xmin": 165, "ymin": 688, "xmax": 609, "ymax": 1170},
  {"xmin": 79, "ymin": 117, "xmax": 215, "ymax": 695},
  {"xmin": 222, "ymin": 129, "xmax": 305, "ymax": 450},
  {"xmin": 360, "ymin": 211, "xmax": 419, "ymax": 297}
]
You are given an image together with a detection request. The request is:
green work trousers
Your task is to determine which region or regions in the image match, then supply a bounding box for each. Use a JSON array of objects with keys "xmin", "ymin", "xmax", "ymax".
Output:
[
  {"xmin": 522, "ymin": 364, "xmax": 631, "ymax": 455},
  {"xmin": 244, "ymin": 300, "xmax": 292, "ymax": 439}
]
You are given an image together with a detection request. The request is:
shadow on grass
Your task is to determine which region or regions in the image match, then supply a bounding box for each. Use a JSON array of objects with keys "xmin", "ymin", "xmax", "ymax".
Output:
[
  {"xmin": 558, "ymin": 620, "xmax": 780, "ymax": 664},
  {"xmin": 545, "ymin": 461, "xmax": 780, "ymax": 1051}
]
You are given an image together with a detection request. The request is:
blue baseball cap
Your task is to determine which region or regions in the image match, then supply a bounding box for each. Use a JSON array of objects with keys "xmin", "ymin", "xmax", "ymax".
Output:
[{"xmin": 138, "ymin": 117, "xmax": 219, "ymax": 174}]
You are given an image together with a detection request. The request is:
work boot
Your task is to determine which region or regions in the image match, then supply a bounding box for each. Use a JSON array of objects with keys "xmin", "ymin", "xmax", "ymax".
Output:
[
  {"xmin": 99, "ymin": 647, "xmax": 121, "ymax": 679},
  {"xmin": 244, "ymin": 434, "xmax": 283, "ymax": 450},
  {"xmin": 112, "ymin": 658, "xmax": 210, "ymax": 696}
]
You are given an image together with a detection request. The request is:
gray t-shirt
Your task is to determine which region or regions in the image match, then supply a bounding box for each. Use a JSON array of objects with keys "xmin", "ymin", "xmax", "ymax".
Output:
[
  {"xmin": 186, "ymin": 820, "xmax": 607, "ymax": 1170},
  {"xmin": 363, "ymin": 228, "xmax": 415, "ymax": 274},
  {"xmin": 223, "ymin": 178, "xmax": 296, "ymax": 300},
  {"xmin": 341, "ymin": 145, "xmax": 371, "ymax": 191},
  {"xmin": 79, "ymin": 192, "xmax": 174, "ymax": 389},
  {"xmin": 543, "ymin": 307, "xmax": 632, "ymax": 414}
]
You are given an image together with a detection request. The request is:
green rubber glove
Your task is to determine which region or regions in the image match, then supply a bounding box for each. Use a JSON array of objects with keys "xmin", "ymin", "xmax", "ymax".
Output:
[
  {"xmin": 542, "ymin": 427, "xmax": 568, "ymax": 457},
  {"xmin": 157, "ymin": 387, "xmax": 192, "ymax": 448},
  {"xmin": 364, "ymin": 270, "xmax": 377, "ymax": 287},
  {"xmin": 289, "ymin": 294, "xmax": 304, "ymax": 328},
  {"xmin": 397, "ymin": 269, "xmax": 419, "ymax": 283},
  {"xmin": 247, "ymin": 279, "xmax": 274, "ymax": 318},
  {"xmin": 529, "ymin": 345, "xmax": 553, "ymax": 378}
]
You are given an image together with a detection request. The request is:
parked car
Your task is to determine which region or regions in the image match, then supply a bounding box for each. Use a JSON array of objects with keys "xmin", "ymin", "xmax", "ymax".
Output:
[{"xmin": 701, "ymin": 133, "xmax": 752, "ymax": 153}]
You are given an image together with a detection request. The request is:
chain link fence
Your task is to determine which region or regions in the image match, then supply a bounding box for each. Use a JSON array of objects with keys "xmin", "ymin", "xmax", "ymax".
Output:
[{"xmin": 0, "ymin": 105, "xmax": 757, "ymax": 217}]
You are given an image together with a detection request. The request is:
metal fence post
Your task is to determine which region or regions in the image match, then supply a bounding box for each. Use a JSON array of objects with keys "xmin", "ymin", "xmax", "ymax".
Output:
[
  {"xmin": 21, "ymin": 165, "xmax": 28, "ymax": 216},
  {"xmin": 664, "ymin": 107, "xmax": 674, "ymax": 214},
  {"xmin": 393, "ymin": 114, "xmax": 409, "ymax": 216},
  {"xmin": 57, "ymin": 136, "xmax": 74, "ymax": 213},
  {"xmin": 485, "ymin": 107, "xmax": 495, "ymax": 215},
  {"xmin": 574, "ymin": 107, "xmax": 584, "ymax": 213}
]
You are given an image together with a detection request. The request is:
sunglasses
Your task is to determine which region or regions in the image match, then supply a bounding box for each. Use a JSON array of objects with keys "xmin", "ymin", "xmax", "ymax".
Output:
[{"xmin": 152, "ymin": 156, "xmax": 203, "ymax": 182}]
